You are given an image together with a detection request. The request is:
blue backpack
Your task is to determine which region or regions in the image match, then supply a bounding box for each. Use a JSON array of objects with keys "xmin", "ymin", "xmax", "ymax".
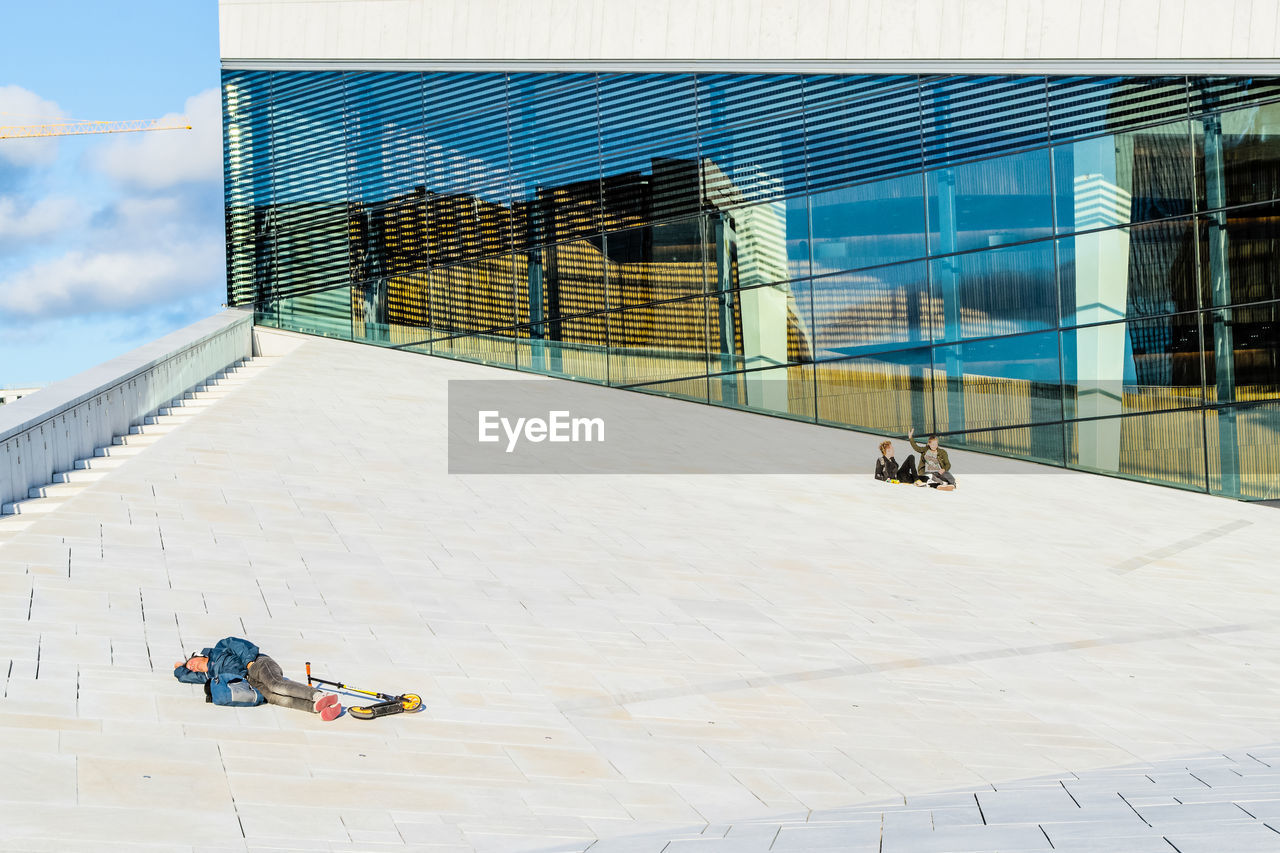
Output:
[{"xmin": 210, "ymin": 674, "xmax": 265, "ymax": 707}]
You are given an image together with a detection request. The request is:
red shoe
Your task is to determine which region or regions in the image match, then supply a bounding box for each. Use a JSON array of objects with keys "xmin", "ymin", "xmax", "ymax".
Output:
[
  {"xmin": 313, "ymin": 692, "xmax": 340, "ymax": 715},
  {"xmin": 320, "ymin": 701, "xmax": 343, "ymax": 721}
]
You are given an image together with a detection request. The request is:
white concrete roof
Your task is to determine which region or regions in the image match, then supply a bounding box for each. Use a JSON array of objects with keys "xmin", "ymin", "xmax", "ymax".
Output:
[
  {"xmin": 1, "ymin": 330, "xmax": 1279, "ymax": 850},
  {"xmin": 219, "ymin": 0, "xmax": 1280, "ymax": 72}
]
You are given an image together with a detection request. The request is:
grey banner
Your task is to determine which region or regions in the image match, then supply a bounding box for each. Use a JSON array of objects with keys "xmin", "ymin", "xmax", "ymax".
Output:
[{"xmin": 448, "ymin": 378, "xmax": 1058, "ymax": 475}]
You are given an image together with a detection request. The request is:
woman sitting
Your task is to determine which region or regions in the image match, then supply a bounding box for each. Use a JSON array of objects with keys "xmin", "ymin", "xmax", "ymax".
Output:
[{"xmin": 874, "ymin": 440, "xmax": 919, "ymax": 483}]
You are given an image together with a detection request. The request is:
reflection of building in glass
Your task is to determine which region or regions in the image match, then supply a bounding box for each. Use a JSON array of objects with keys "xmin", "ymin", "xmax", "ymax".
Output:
[{"xmin": 224, "ymin": 70, "xmax": 1280, "ymax": 500}]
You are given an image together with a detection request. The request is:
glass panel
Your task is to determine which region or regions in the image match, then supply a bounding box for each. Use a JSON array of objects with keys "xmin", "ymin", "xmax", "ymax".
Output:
[
  {"xmin": 1061, "ymin": 314, "xmax": 1203, "ymax": 420},
  {"xmin": 1046, "ymin": 76, "xmax": 1188, "ymax": 143},
  {"xmin": 802, "ymin": 74, "xmax": 923, "ymax": 191},
  {"xmin": 422, "ymin": 72, "xmax": 512, "ymax": 264},
  {"xmin": 1206, "ymin": 402, "xmax": 1280, "ymax": 500},
  {"xmin": 516, "ymin": 314, "xmax": 609, "ymax": 383},
  {"xmin": 1195, "ymin": 99, "xmax": 1280, "ymax": 210},
  {"xmin": 815, "ymin": 349, "xmax": 936, "ymax": 436},
  {"xmin": 926, "ymin": 148, "xmax": 1053, "ymax": 255},
  {"xmin": 945, "ymin": 422, "xmax": 1065, "ymax": 466},
  {"xmin": 429, "ymin": 257, "xmax": 517, "ymax": 336},
  {"xmin": 604, "ymin": 220, "xmax": 706, "ymax": 309},
  {"xmin": 707, "ymin": 283, "xmax": 806, "ymax": 374},
  {"xmin": 1189, "ymin": 77, "xmax": 1280, "ymax": 115},
  {"xmin": 508, "ymin": 73, "xmax": 602, "ymax": 245},
  {"xmin": 932, "ymin": 331, "xmax": 1063, "ymax": 431},
  {"xmin": 271, "ymin": 287, "xmax": 353, "ymax": 341},
  {"xmin": 515, "ymin": 239, "xmax": 607, "ymax": 325},
  {"xmin": 1057, "ymin": 218, "xmax": 1202, "ymax": 326},
  {"xmin": 920, "ymin": 75, "xmax": 1049, "ymax": 168},
  {"xmin": 432, "ymin": 330, "xmax": 517, "ymax": 369},
  {"xmin": 708, "ymin": 196, "xmax": 809, "ymax": 289},
  {"xmin": 810, "ymin": 174, "xmax": 927, "ymax": 277},
  {"xmin": 803, "ymin": 262, "xmax": 929, "ymax": 361},
  {"xmin": 609, "ymin": 296, "xmax": 708, "ymax": 386},
  {"xmin": 696, "ymin": 73, "xmax": 807, "ymax": 207},
  {"xmin": 1203, "ymin": 301, "xmax": 1280, "ymax": 405},
  {"xmin": 1199, "ymin": 200, "xmax": 1280, "ymax": 307},
  {"xmin": 928, "ymin": 240, "xmax": 1057, "ymax": 343},
  {"xmin": 1066, "ymin": 409, "xmax": 1206, "ymax": 492},
  {"xmin": 380, "ymin": 270, "xmax": 431, "ymax": 346},
  {"xmin": 223, "ymin": 70, "xmax": 274, "ymax": 308},
  {"xmin": 1053, "ymin": 122, "xmax": 1194, "ymax": 234},
  {"xmin": 627, "ymin": 376, "xmax": 709, "ymax": 404},
  {"xmin": 709, "ymin": 364, "xmax": 816, "ymax": 422},
  {"xmin": 598, "ymin": 73, "xmax": 700, "ymax": 227}
]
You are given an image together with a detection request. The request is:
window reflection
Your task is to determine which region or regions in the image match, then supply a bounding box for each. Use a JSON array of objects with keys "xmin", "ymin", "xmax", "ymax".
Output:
[
  {"xmin": 710, "ymin": 364, "xmax": 816, "ymax": 421},
  {"xmin": 604, "ymin": 220, "xmax": 706, "ymax": 309},
  {"xmin": 1196, "ymin": 99, "xmax": 1280, "ymax": 210},
  {"xmin": 802, "ymin": 262, "xmax": 928, "ymax": 361},
  {"xmin": 928, "ymin": 241, "xmax": 1057, "ymax": 343},
  {"xmin": 926, "ymin": 148, "xmax": 1053, "ymax": 255},
  {"xmin": 815, "ymin": 349, "xmax": 934, "ymax": 436},
  {"xmin": 945, "ymin": 423, "xmax": 1065, "ymax": 466},
  {"xmin": 1204, "ymin": 301, "xmax": 1280, "ymax": 405},
  {"xmin": 810, "ymin": 174, "xmax": 926, "ymax": 276},
  {"xmin": 1053, "ymin": 122, "xmax": 1194, "ymax": 234},
  {"xmin": 932, "ymin": 332, "xmax": 1063, "ymax": 431},
  {"xmin": 608, "ymin": 297, "xmax": 708, "ymax": 386},
  {"xmin": 1206, "ymin": 402, "xmax": 1280, "ymax": 499},
  {"xmin": 1066, "ymin": 410, "xmax": 1206, "ymax": 492},
  {"xmin": 516, "ymin": 314, "xmax": 609, "ymax": 384},
  {"xmin": 708, "ymin": 284, "xmax": 813, "ymax": 374},
  {"xmin": 1061, "ymin": 314, "xmax": 1203, "ymax": 422},
  {"xmin": 1057, "ymin": 218, "xmax": 1201, "ymax": 325}
]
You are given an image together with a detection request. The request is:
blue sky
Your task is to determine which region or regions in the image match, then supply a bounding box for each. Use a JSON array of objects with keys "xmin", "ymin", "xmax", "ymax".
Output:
[{"xmin": 0, "ymin": 2, "xmax": 222, "ymax": 387}]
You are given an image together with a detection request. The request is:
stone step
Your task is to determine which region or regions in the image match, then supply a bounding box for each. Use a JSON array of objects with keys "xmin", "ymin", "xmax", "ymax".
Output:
[
  {"xmin": 28, "ymin": 482, "xmax": 89, "ymax": 500},
  {"xmin": 111, "ymin": 433, "xmax": 162, "ymax": 447},
  {"xmin": 2, "ymin": 496, "xmax": 63, "ymax": 515},
  {"xmin": 51, "ymin": 469, "xmax": 108, "ymax": 484},
  {"xmin": 94, "ymin": 444, "xmax": 147, "ymax": 458},
  {"xmin": 128, "ymin": 423, "xmax": 176, "ymax": 436},
  {"xmin": 74, "ymin": 456, "xmax": 124, "ymax": 471}
]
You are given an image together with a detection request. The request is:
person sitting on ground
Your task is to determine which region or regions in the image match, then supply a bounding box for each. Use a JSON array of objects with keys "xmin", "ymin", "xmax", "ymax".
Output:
[
  {"xmin": 173, "ymin": 636, "xmax": 343, "ymax": 720},
  {"xmin": 874, "ymin": 440, "xmax": 919, "ymax": 483},
  {"xmin": 908, "ymin": 429, "xmax": 957, "ymax": 490}
]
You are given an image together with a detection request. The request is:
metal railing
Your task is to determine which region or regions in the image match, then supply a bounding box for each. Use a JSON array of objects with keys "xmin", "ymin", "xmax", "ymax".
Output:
[{"xmin": 0, "ymin": 309, "xmax": 253, "ymax": 508}]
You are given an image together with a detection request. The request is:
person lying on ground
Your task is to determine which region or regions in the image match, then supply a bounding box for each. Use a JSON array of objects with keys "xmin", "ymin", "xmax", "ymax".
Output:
[
  {"xmin": 874, "ymin": 440, "xmax": 920, "ymax": 483},
  {"xmin": 907, "ymin": 429, "xmax": 957, "ymax": 490},
  {"xmin": 173, "ymin": 636, "xmax": 343, "ymax": 720}
]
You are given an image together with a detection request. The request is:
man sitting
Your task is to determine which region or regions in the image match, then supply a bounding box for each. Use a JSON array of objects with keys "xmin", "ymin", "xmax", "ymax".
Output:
[
  {"xmin": 908, "ymin": 429, "xmax": 957, "ymax": 490},
  {"xmin": 174, "ymin": 636, "xmax": 343, "ymax": 720}
]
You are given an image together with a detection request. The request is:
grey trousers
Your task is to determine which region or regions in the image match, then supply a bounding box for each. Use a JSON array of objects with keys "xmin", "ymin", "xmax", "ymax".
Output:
[
  {"xmin": 928, "ymin": 470, "xmax": 957, "ymax": 487},
  {"xmin": 246, "ymin": 654, "xmax": 320, "ymax": 713}
]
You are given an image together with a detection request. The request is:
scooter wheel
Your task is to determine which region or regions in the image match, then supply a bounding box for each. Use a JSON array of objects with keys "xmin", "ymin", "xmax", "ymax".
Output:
[{"xmin": 400, "ymin": 693, "xmax": 423, "ymax": 712}]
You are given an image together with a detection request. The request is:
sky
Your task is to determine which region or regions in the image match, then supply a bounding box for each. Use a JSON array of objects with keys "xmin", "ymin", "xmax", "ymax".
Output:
[{"xmin": 0, "ymin": 1, "xmax": 223, "ymax": 387}]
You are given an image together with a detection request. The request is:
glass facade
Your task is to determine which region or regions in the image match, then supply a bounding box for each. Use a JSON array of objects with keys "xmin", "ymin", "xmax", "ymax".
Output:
[{"xmin": 223, "ymin": 70, "xmax": 1280, "ymax": 500}]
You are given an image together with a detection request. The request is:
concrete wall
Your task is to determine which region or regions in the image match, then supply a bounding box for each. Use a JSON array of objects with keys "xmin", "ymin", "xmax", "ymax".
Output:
[
  {"xmin": 0, "ymin": 309, "xmax": 253, "ymax": 508},
  {"xmin": 220, "ymin": 0, "xmax": 1280, "ymax": 68}
]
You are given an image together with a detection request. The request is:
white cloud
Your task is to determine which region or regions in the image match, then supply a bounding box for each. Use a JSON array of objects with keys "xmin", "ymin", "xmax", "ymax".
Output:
[
  {"xmin": 90, "ymin": 88, "xmax": 223, "ymax": 190},
  {"xmin": 0, "ymin": 85, "xmax": 66, "ymax": 167},
  {"xmin": 0, "ymin": 195, "xmax": 87, "ymax": 241},
  {"xmin": 0, "ymin": 241, "xmax": 224, "ymax": 320}
]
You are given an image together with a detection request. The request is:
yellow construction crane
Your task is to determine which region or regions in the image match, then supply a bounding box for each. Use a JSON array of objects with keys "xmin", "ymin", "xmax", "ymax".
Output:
[{"xmin": 0, "ymin": 118, "xmax": 191, "ymax": 139}]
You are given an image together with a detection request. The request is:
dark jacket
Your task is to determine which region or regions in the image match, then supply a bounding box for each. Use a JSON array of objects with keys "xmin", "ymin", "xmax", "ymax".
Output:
[
  {"xmin": 909, "ymin": 437, "xmax": 950, "ymax": 472},
  {"xmin": 875, "ymin": 455, "xmax": 900, "ymax": 481},
  {"xmin": 173, "ymin": 636, "xmax": 260, "ymax": 687}
]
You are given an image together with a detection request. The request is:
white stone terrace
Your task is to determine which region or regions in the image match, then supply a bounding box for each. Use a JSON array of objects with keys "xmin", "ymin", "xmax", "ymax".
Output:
[{"xmin": 0, "ymin": 328, "xmax": 1277, "ymax": 852}]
